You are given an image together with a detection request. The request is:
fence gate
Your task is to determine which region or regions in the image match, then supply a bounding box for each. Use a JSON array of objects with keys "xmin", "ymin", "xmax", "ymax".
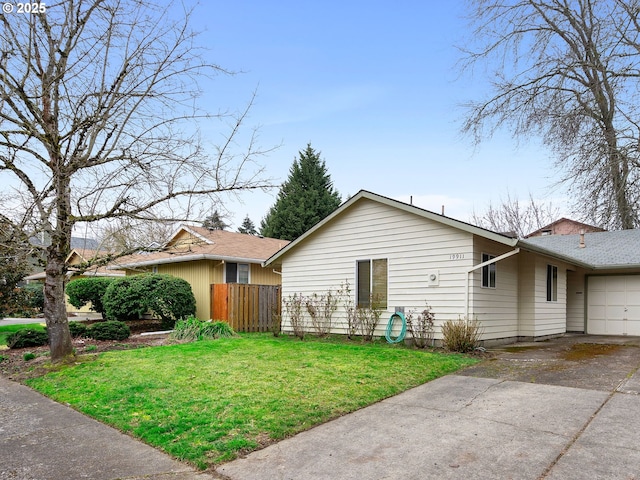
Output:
[{"xmin": 210, "ymin": 284, "xmax": 281, "ymax": 332}]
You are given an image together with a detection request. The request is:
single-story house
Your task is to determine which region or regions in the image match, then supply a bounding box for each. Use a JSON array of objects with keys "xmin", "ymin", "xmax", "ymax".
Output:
[
  {"xmin": 112, "ymin": 225, "xmax": 288, "ymax": 321},
  {"xmin": 263, "ymin": 190, "xmax": 640, "ymax": 344},
  {"xmin": 25, "ymin": 248, "xmax": 125, "ymax": 314}
]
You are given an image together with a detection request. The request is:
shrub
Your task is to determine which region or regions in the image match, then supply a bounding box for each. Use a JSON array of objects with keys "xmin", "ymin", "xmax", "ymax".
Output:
[
  {"xmin": 103, "ymin": 276, "xmax": 148, "ymax": 321},
  {"xmin": 103, "ymin": 274, "xmax": 196, "ymax": 327},
  {"xmin": 441, "ymin": 317, "xmax": 483, "ymax": 353},
  {"xmin": 23, "ymin": 352, "xmax": 36, "ymax": 361},
  {"xmin": 87, "ymin": 321, "xmax": 130, "ymax": 341},
  {"xmin": 22, "ymin": 283, "xmax": 45, "ymax": 312},
  {"xmin": 171, "ymin": 316, "xmax": 235, "ymax": 342},
  {"xmin": 305, "ymin": 290, "xmax": 338, "ymax": 337},
  {"xmin": 140, "ymin": 275, "xmax": 196, "ymax": 328},
  {"xmin": 283, "ymin": 293, "xmax": 305, "ymax": 339},
  {"xmin": 406, "ymin": 305, "xmax": 435, "ymax": 348},
  {"xmin": 337, "ymin": 281, "xmax": 360, "ymax": 339},
  {"xmin": 66, "ymin": 277, "xmax": 115, "ymax": 318},
  {"xmin": 270, "ymin": 305, "xmax": 282, "ymax": 337},
  {"xmin": 2, "ymin": 285, "xmax": 41, "ymax": 318},
  {"xmin": 356, "ymin": 299, "xmax": 384, "ymax": 342},
  {"xmin": 7, "ymin": 329, "xmax": 48, "ymax": 349},
  {"xmin": 68, "ymin": 321, "xmax": 88, "ymax": 338}
]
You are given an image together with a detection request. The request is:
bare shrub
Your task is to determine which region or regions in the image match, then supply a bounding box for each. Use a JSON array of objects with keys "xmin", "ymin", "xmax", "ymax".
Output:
[
  {"xmin": 406, "ymin": 305, "xmax": 435, "ymax": 348},
  {"xmin": 305, "ymin": 291, "xmax": 338, "ymax": 337},
  {"xmin": 357, "ymin": 295, "xmax": 384, "ymax": 342},
  {"xmin": 441, "ymin": 317, "xmax": 483, "ymax": 353},
  {"xmin": 270, "ymin": 304, "xmax": 282, "ymax": 337},
  {"xmin": 337, "ymin": 281, "xmax": 360, "ymax": 339},
  {"xmin": 283, "ymin": 294, "xmax": 305, "ymax": 339}
]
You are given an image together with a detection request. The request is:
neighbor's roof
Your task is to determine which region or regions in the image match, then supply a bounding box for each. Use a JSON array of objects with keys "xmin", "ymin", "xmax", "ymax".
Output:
[
  {"xmin": 520, "ymin": 230, "xmax": 640, "ymax": 269},
  {"xmin": 24, "ymin": 248, "xmax": 125, "ymax": 281},
  {"xmin": 525, "ymin": 217, "xmax": 605, "ymax": 238},
  {"xmin": 113, "ymin": 225, "xmax": 289, "ymax": 269},
  {"xmin": 264, "ymin": 190, "xmax": 518, "ymax": 267}
]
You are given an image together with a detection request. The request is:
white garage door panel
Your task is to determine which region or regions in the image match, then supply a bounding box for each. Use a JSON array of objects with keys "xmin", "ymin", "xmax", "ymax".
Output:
[
  {"xmin": 588, "ymin": 276, "xmax": 640, "ymax": 336},
  {"xmin": 588, "ymin": 318, "xmax": 607, "ymax": 335}
]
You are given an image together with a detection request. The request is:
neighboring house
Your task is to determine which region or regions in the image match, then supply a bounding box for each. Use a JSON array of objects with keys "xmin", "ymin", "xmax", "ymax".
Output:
[
  {"xmin": 264, "ymin": 190, "xmax": 640, "ymax": 344},
  {"xmin": 25, "ymin": 248, "xmax": 125, "ymax": 314},
  {"xmin": 26, "ymin": 235, "xmax": 102, "ymax": 276},
  {"xmin": 112, "ymin": 225, "xmax": 288, "ymax": 321},
  {"xmin": 526, "ymin": 218, "xmax": 605, "ymax": 237}
]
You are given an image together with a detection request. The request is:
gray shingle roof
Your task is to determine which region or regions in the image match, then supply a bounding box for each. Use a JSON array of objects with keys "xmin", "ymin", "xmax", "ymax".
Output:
[{"xmin": 520, "ymin": 230, "xmax": 640, "ymax": 269}]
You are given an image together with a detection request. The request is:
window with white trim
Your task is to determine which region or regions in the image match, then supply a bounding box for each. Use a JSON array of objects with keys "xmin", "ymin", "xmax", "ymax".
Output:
[
  {"xmin": 356, "ymin": 258, "xmax": 388, "ymax": 308},
  {"xmin": 481, "ymin": 253, "xmax": 496, "ymax": 288},
  {"xmin": 546, "ymin": 264, "xmax": 558, "ymax": 302}
]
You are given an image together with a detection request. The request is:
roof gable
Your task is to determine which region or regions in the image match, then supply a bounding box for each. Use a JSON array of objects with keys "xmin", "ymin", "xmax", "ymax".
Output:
[
  {"xmin": 264, "ymin": 190, "xmax": 518, "ymax": 266},
  {"xmin": 114, "ymin": 225, "xmax": 289, "ymax": 269}
]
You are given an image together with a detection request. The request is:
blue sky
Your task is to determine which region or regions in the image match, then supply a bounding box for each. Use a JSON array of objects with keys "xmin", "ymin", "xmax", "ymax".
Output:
[{"xmin": 189, "ymin": 1, "xmax": 564, "ymax": 229}]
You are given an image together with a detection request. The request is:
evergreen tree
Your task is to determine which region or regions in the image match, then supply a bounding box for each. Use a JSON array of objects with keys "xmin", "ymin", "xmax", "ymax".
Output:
[
  {"xmin": 238, "ymin": 215, "xmax": 258, "ymax": 235},
  {"xmin": 261, "ymin": 144, "xmax": 341, "ymax": 240},
  {"xmin": 202, "ymin": 210, "xmax": 228, "ymax": 230}
]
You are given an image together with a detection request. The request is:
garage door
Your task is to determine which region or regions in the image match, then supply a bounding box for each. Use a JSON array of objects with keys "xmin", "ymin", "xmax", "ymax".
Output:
[{"xmin": 587, "ymin": 276, "xmax": 640, "ymax": 335}]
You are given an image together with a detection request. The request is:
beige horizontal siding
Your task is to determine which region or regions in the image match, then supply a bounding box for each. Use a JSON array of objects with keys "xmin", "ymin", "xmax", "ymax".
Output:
[
  {"xmin": 281, "ymin": 198, "xmax": 476, "ymax": 338},
  {"xmin": 469, "ymin": 237, "xmax": 519, "ymax": 340}
]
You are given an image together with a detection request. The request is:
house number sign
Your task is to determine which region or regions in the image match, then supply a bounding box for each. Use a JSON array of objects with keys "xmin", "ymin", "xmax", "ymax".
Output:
[{"xmin": 450, "ymin": 253, "xmax": 465, "ymax": 260}]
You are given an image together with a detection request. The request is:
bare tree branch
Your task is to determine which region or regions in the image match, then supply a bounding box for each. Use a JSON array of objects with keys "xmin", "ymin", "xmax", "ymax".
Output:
[
  {"xmin": 0, "ymin": 0, "xmax": 275, "ymax": 361},
  {"xmin": 461, "ymin": 0, "xmax": 640, "ymax": 229}
]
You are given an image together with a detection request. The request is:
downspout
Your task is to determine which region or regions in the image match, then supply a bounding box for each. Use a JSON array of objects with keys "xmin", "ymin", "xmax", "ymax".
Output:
[{"xmin": 465, "ymin": 248, "xmax": 520, "ymax": 319}]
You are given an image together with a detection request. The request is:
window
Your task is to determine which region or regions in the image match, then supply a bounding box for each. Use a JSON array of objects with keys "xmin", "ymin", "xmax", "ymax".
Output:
[
  {"xmin": 481, "ymin": 253, "xmax": 496, "ymax": 288},
  {"xmin": 225, "ymin": 262, "xmax": 249, "ymax": 284},
  {"xmin": 357, "ymin": 259, "xmax": 388, "ymax": 308},
  {"xmin": 547, "ymin": 264, "xmax": 558, "ymax": 302}
]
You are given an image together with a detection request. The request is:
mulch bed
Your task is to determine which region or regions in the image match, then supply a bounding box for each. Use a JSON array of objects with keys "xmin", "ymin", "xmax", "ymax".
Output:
[{"xmin": 0, "ymin": 319, "xmax": 173, "ymax": 381}]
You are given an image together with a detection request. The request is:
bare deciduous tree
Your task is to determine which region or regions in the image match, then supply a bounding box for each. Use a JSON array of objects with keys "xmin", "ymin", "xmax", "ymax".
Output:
[
  {"xmin": 470, "ymin": 191, "xmax": 561, "ymax": 238},
  {"xmin": 461, "ymin": 0, "xmax": 640, "ymax": 230},
  {"xmin": 0, "ymin": 0, "xmax": 273, "ymax": 361}
]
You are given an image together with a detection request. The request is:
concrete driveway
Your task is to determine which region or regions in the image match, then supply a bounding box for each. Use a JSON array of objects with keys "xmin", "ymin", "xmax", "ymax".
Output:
[{"xmin": 217, "ymin": 335, "xmax": 640, "ymax": 480}]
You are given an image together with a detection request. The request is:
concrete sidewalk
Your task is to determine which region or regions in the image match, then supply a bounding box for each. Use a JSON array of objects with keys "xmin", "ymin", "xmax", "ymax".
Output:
[
  {"xmin": 218, "ymin": 375, "xmax": 640, "ymax": 480},
  {"xmin": 0, "ymin": 375, "xmax": 214, "ymax": 480}
]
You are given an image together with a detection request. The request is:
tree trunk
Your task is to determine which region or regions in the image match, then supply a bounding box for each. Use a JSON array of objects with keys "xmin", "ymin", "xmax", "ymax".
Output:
[{"xmin": 43, "ymin": 251, "xmax": 74, "ymax": 362}]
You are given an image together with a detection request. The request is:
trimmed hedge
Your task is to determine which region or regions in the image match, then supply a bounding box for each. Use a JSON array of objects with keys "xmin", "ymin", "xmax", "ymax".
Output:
[
  {"xmin": 103, "ymin": 274, "xmax": 196, "ymax": 327},
  {"xmin": 66, "ymin": 277, "xmax": 115, "ymax": 318},
  {"xmin": 7, "ymin": 329, "xmax": 48, "ymax": 349},
  {"xmin": 68, "ymin": 321, "xmax": 88, "ymax": 338},
  {"xmin": 87, "ymin": 321, "xmax": 130, "ymax": 341}
]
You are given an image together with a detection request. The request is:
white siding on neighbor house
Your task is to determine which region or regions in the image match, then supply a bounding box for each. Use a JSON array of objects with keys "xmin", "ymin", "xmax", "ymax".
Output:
[
  {"xmin": 280, "ymin": 198, "xmax": 475, "ymax": 338},
  {"xmin": 566, "ymin": 270, "xmax": 586, "ymax": 332},
  {"xmin": 470, "ymin": 237, "xmax": 520, "ymax": 340}
]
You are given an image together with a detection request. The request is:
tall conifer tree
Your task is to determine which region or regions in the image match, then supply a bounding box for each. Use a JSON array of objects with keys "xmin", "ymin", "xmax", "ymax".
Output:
[{"xmin": 261, "ymin": 144, "xmax": 341, "ymax": 240}]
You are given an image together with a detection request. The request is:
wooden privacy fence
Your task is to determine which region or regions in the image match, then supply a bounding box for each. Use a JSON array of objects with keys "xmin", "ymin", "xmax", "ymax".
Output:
[{"xmin": 211, "ymin": 284, "xmax": 281, "ymax": 332}]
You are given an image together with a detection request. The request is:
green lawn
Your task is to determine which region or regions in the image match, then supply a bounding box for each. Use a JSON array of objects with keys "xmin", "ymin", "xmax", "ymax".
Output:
[
  {"xmin": 26, "ymin": 334, "xmax": 478, "ymax": 469},
  {"xmin": 0, "ymin": 323, "xmax": 46, "ymax": 346}
]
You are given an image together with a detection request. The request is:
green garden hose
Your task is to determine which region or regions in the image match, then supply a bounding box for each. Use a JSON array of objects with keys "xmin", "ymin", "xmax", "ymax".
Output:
[{"xmin": 385, "ymin": 312, "xmax": 406, "ymax": 344}]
